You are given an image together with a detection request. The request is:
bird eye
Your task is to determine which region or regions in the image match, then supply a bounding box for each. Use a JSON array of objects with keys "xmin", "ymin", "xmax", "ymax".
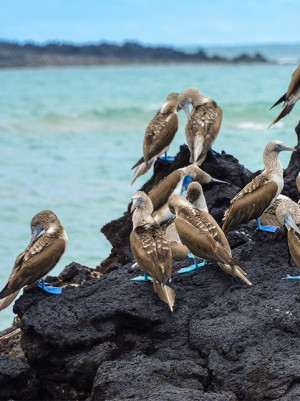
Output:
[{"xmin": 138, "ymin": 197, "xmax": 142, "ymax": 202}]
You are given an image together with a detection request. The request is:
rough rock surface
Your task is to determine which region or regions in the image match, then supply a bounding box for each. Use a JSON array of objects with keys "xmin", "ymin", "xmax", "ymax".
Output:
[{"xmin": 1, "ymin": 125, "xmax": 300, "ymax": 401}]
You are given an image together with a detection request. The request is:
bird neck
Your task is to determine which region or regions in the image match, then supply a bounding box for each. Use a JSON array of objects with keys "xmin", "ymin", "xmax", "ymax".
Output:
[
  {"xmin": 160, "ymin": 101, "xmax": 176, "ymax": 114},
  {"xmin": 191, "ymin": 92, "xmax": 210, "ymax": 107},
  {"xmin": 193, "ymin": 196, "xmax": 208, "ymax": 212},
  {"xmin": 263, "ymin": 151, "xmax": 283, "ymax": 174},
  {"xmin": 132, "ymin": 208, "xmax": 154, "ymax": 228}
]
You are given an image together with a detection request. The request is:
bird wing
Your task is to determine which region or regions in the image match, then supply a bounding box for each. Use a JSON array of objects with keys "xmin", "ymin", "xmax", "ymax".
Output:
[
  {"xmin": 222, "ymin": 177, "xmax": 278, "ymax": 232},
  {"xmin": 130, "ymin": 224, "xmax": 172, "ymax": 283},
  {"xmin": 143, "ymin": 112, "xmax": 178, "ymax": 163},
  {"xmin": 186, "ymin": 102, "xmax": 222, "ymax": 163},
  {"xmin": 149, "ymin": 170, "xmax": 182, "ymax": 210},
  {"xmin": 0, "ymin": 236, "xmax": 66, "ymax": 297},
  {"xmin": 286, "ymin": 64, "xmax": 300, "ymax": 100},
  {"xmin": 174, "ymin": 216, "xmax": 232, "ymax": 264}
]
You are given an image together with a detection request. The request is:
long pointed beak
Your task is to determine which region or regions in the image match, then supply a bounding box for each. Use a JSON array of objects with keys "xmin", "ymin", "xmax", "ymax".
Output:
[
  {"xmin": 210, "ymin": 177, "xmax": 229, "ymax": 185},
  {"xmin": 130, "ymin": 198, "xmax": 139, "ymax": 213},
  {"xmin": 30, "ymin": 224, "xmax": 41, "ymax": 244},
  {"xmin": 278, "ymin": 144, "xmax": 295, "ymax": 152},
  {"xmin": 284, "ymin": 212, "xmax": 300, "ymax": 235},
  {"xmin": 179, "ymin": 100, "xmax": 190, "ymax": 119}
]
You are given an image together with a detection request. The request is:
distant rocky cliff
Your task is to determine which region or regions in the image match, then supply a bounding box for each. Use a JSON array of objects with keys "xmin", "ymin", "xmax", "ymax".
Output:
[{"xmin": 0, "ymin": 40, "xmax": 267, "ymax": 67}]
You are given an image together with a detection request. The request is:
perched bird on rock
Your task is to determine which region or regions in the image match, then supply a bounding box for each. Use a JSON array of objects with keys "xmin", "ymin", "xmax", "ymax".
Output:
[
  {"xmin": 269, "ymin": 64, "xmax": 300, "ymax": 127},
  {"xmin": 149, "ymin": 164, "xmax": 227, "ymax": 225},
  {"xmin": 275, "ymin": 198, "xmax": 300, "ymax": 279},
  {"xmin": 130, "ymin": 191, "xmax": 175, "ymax": 312},
  {"xmin": 0, "ymin": 210, "xmax": 68, "ymax": 311},
  {"xmin": 168, "ymin": 194, "xmax": 251, "ymax": 285},
  {"xmin": 222, "ymin": 140, "xmax": 294, "ymax": 233},
  {"xmin": 178, "ymin": 87, "xmax": 222, "ymax": 165},
  {"xmin": 130, "ymin": 92, "xmax": 179, "ymax": 186}
]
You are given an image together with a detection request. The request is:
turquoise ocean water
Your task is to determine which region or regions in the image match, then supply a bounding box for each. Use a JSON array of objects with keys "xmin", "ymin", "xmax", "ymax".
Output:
[{"xmin": 0, "ymin": 44, "xmax": 299, "ymax": 329}]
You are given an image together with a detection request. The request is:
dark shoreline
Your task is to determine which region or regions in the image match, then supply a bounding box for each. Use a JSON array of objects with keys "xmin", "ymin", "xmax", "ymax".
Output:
[{"xmin": 0, "ymin": 40, "xmax": 268, "ymax": 68}]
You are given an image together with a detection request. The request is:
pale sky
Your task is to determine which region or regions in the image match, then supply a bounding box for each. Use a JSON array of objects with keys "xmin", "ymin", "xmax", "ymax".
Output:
[{"xmin": 0, "ymin": 0, "xmax": 299, "ymax": 46}]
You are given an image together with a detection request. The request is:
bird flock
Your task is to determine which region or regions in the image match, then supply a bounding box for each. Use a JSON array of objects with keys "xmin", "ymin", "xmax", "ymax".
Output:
[
  {"xmin": 129, "ymin": 64, "xmax": 300, "ymax": 312},
  {"xmin": 0, "ymin": 65, "xmax": 300, "ymax": 314}
]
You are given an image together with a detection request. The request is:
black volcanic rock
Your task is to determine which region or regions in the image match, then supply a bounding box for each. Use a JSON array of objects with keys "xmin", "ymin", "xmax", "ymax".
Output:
[{"xmin": 2, "ymin": 124, "xmax": 300, "ymax": 400}]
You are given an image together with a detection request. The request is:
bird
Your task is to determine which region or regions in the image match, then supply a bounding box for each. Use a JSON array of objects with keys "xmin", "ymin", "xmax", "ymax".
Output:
[
  {"xmin": 178, "ymin": 87, "xmax": 222, "ymax": 165},
  {"xmin": 222, "ymin": 140, "xmax": 295, "ymax": 234},
  {"xmin": 130, "ymin": 92, "xmax": 179, "ymax": 186},
  {"xmin": 149, "ymin": 164, "xmax": 227, "ymax": 225},
  {"xmin": 130, "ymin": 191, "xmax": 175, "ymax": 312},
  {"xmin": 186, "ymin": 181, "xmax": 208, "ymax": 213},
  {"xmin": 0, "ymin": 210, "xmax": 68, "ymax": 311},
  {"xmin": 168, "ymin": 194, "xmax": 251, "ymax": 285},
  {"xmin": 269, "ymin": 64, "xmax": 300, "ymax": 127},
  {"xmin": 275, "ymin": 198, "xmax": 300, "ymax": 279},
  {"xmin": 260, "ymin": 195, "xmax": 291, "ymax": 227}
]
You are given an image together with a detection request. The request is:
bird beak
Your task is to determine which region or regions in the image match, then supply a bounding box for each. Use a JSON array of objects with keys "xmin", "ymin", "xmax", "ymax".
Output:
[
  {"xmin": 179, "ymin": 100, "xmax": 190, "ymax": 119},
  {"xmin": 131, "ymin": 198, "xmax": 139, "ymax": 213},
  {"xmin": 210, "ymin": 177, "xmax": 229, "ymax": 184},
  {"xmin": 30, "ymin": 224, "xmax": 41, "ymax": 244},
  {"xmin": 276, "ymin": 144, "xmax": 295, "ymax": 152},
  {"xmin": 284, "ymin": 212, "xmax": 300, "ymax": 235},
  {"xmin": 180, "ymin": 174, "xmax": 192, "ymax": 195}
]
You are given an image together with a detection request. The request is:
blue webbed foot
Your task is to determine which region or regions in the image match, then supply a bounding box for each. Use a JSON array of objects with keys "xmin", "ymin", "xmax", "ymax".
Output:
[
  {"xmin": 282, "ymin": 274, "xmax": 300, "ymax": 280},
  {"xmin": 131, "ymin": 272, "xmax": 153, "ymax": 281},
  {"xmin": 178, "ymin": 256, "xmax": 207, "ymax": 274},
  {"xmin": 256, "ymin": 218, "xmax": 278, "ymax": 233},
  {"xmin": 159, "ymin": 153, "xmax": 175, "ymax": 162},
  {"xmin": 37, "ymin": 279, "xmax": 62, "ymax": 294}
]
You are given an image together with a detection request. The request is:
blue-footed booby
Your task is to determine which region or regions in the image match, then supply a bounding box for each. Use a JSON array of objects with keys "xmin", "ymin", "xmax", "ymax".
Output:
[
  {"xmin": 0, "ymin": 210, "xmax": 67, "ymax": 311},
  {"xmin": 130, "ymin": 92, "xmax": 179, "ymax": 186},
  {"xmin": 275, "ymin": 199, "xmax": 300, "ymax": 279},
  {"xmin": 130, "ymin": 191, "xmax": 175, "ymax": 311},
  {"xmin": 269, "ymin": 64, "xmax": 300, "ymax": 127},
  {"xmin": 222, "ymin": 140, "xmax": 294, "ymax": 234},
  {"xmin": 168, "ymin": 194, "xmax": 251, "ymax": 285},
  {"xmin": 150, "ymin": 164, "xmax": 227, "ymax": 225},
  {"xmin": 178, "ymin": 87, "xmax": 222, "ymax": 165}
]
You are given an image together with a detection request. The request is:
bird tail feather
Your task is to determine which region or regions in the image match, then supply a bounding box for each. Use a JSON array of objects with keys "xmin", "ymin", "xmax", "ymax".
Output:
[
  {"xmin": 0, "ymin": 291, "xmax": 20, "ymax": 311},
  {"xmin": 152, "ymin": 281, "xmax": 175, "ymax": 312}
]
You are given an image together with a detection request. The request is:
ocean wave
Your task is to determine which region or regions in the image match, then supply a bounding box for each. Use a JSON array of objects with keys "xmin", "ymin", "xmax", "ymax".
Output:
[{"xmin": 236, "ymin": 121, "xmax": 283, "ymax": 130}]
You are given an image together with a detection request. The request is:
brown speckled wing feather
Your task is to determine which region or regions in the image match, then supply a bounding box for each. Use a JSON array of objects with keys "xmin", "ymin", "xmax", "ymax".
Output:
[
  {"xmin": 4, "ymin": 236, "xmax": 66, "ymax": 294},
  {"xmin": 143, "ymin": 112, "xmax": 178, "ymax": 162},
  {"xmin": 186, "ymin": 101, "xmax": 222, "ymax": 164},
  {"xmin": 222, "ymin": 177, "xmax": 278, "ymax": 233},
  {"xmin": 130, "ymin": 223, "xmax": 172, "ymax": 283}
]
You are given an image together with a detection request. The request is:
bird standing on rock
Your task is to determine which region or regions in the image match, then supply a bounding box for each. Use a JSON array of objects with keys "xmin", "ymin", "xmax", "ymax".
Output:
[
  {"xmin": 269, "ymin": 64, "xmax": 300, "ymax": 127},
  {"xmin": 222, "ymin": 140, "xmax": 295, "ymax": 234},
  {"xmin": 0, "ymin": 210, "xmax": 68, "ymax": 311},
  {"xmin": 275, "ymin": 198, "xmax": 300, "ymax": 279},
  {"xmin": 168, "ymin": 194, "xmax": 251, "ymax": 285},
  {"xmin": 130, "ymin": 191, "xmax": 175, "ymax": 312},
  {"xmin": 149, "ymin": 164, "xmax": 227, "ymax": 225},
  {"xmin": 130, "ymin": 92, "xmax": 179, "ymax": 186},
  {"xmin": 178, "ymin": 87, "xmax": 222, "ymax": 165}
]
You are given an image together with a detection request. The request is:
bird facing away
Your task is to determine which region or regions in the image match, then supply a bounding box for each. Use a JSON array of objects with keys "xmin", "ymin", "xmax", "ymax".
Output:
[
  {"xmin": 0, "ymin": 210, "xmax": 68, "ymax": 311},
  {"xmin": 186, "ymin": 181, "xmax": 208, "ymax": 212},
  {"xmin": 130, "ymin": 92, "xmax": 179, "ymax": 186},
  {"xmin": 149, "ymin": 164, "xmax": 227, "ymax": 225},
  {"xmin": 130, "ymin": 191, "xmax": 175, "ymax": 311},
  {"xmin": 275, "ymin": 199, "xmax": 300, "ymax": 279},
  {"xmin": 178, "ymin": 87, "xmax": 222, "ymax": 165},
  {"xmin": 269, "ymin": 64, "xmax": 300, "ymax": 127},
  {"xmin": 168, "ymin": 195, "xmax": 251, "ymax": 285},
  {"xmin": 222, "ymin": 140, "xmax": 295, "ymax": 233},
  {"xmin": 260, "ymin": 195, "xmax": 291, "ymax": 227}
]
